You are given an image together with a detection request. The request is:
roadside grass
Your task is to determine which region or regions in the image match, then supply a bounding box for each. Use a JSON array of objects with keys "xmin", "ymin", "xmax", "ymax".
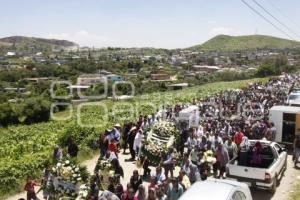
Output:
[{"xmin": 289, "ymin": 182, "xmax": 300, "ymax": 200}]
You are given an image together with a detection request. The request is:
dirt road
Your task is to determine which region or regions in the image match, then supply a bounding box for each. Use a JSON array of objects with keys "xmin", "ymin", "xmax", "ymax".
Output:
[
  {"xmin": 6, "ymin": 154, "xmax": 299, "ymax": 200},
  {"xmin": 250, "ymin": 155, "xmax": 300, "ymax": 200}
]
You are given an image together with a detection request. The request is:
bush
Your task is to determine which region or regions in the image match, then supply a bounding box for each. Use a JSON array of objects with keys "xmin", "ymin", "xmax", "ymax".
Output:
[
  {"xmin": 256, "ymin": 55, "xmax": 295, "ymax": 77},
  {"xmin": 0, "ymin": 97, "xmax": 51, "ymax": 126}
]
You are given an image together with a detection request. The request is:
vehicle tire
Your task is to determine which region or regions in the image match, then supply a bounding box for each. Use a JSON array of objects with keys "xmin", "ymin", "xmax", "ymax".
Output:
[
  {"xmin": 282, "ymin": 158, "xmax": 287, "ymax": 177},
  {"xmin": 284, "ymin": 158, "xmax": 287, "ymax": 170},
  {"xmin": 275, "ymin": 174, "xmax": 280, "ymax": 187},
  {"xmin": 270, "ymin": 177, "xmax": 277, "ymax": 194}
]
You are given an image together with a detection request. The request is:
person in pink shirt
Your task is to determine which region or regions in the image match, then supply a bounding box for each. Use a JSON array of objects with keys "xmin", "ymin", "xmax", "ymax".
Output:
[{"xmin": 123, "ymin": 188, "xmax": 138, "ymax": 200}]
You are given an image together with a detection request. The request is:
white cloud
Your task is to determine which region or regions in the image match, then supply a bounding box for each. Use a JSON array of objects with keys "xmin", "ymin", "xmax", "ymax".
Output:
[
  {"xmin": 45, "ymin": 30, "xmax": 115, "ymax": 47},
  {"xmin": 209, "ymin": 26, "xmax": 243, "ymax": 37}
]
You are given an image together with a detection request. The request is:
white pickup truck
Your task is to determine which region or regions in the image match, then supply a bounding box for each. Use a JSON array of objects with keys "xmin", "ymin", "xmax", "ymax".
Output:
[{"xmin": 226, "ymin": 140, "xmax": 287, "ymax": 193}]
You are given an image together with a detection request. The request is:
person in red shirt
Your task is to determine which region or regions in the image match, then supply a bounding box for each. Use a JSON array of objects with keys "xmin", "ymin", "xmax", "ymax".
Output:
[
  {"xmin": 234, "ymin": 127, "xmax": 244, "ymax": 146},
  {"xmin": 108, "ymin": 138, "xmax": 118, "ymax": 153},
  {"xmin": 24, "ymin": 176, "xmax": 39, "ymax": 200}
]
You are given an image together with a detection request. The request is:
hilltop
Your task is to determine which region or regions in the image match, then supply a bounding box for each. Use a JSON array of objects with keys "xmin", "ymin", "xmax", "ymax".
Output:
[
  {"xmin": 0, "ymin": 36, "xmax": 78, "ymax": 51},
  {"xmin": 189, "ymin": 34, "xmax": 300, "ymax": 52}
]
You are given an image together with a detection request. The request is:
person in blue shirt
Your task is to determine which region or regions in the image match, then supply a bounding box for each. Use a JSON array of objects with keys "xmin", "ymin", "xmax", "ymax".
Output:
[{"xmin": 167, "ymin": 177, "xmax": 184, "ymax": 200}]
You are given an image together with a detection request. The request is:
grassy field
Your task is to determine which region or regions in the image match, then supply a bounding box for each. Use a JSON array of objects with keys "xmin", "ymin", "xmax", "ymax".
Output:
[{"xmin": 0, "ymin": 78, "xmax": 268, "ymax": 198}]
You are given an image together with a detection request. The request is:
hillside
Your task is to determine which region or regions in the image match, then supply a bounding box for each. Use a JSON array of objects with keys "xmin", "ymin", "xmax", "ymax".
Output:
[
  {"xmin": 0, "ymin": 36, "xmax": 78, "ymax": 51},
  {"xmin": 189, "ymin": 34, "xmax": 300, "ymax": 52}
]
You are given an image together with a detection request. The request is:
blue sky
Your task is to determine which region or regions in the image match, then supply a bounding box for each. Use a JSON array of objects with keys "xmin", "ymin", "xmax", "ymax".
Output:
[{"xmin": 1, "ymin": 0, "xmax": 300, "ymax": 48}]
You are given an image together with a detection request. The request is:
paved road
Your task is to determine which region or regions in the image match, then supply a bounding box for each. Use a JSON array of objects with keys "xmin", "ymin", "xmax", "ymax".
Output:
[{"xmin": 6, "ymin": 154, "xmax": 300, "ymax": 200}]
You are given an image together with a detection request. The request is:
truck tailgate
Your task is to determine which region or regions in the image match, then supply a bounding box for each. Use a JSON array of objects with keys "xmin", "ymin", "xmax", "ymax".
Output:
[{"xmin": 227, "ymin": 164, "xmax": 266, "ymax": 180}]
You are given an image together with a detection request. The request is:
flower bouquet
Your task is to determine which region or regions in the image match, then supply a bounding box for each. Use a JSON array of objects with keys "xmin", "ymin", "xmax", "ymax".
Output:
[
  {"xmin": 94, "ymin": 159, "xmax": 114, "ymax": 189},
  {"xmin": 152, "ymin": 121, "xmax": 178, "ymax": 138},
  {"xmin": 143, "ymin": 140, "xmax": 168, "ymax": 164},
  {"xmin": 50, "ymin": 159, "xmax": 87, "ymax": 199},
  {"xmin": 75, "ymin": 184, "xmax": 89, "ymax": 200},
  {"xmin": 199, "ymin": 150, "xmax": 217, "ymax": 176}
]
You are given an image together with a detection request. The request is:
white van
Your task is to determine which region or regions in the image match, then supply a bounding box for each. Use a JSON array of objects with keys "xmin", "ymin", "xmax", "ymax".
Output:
[
  {"xmin": 177, "ymin": 105, "xmax": 200, "ymax": 130},
  {"xmin": 269, "ymin": 106, "xmax": 300, "ymax": 144}
]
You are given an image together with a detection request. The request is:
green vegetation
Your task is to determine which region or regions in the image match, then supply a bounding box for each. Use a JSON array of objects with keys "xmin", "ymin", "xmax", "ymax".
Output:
[
  {"xmin": 0, "ymin": 97, "xmax": 51, "ymax": 126},
  {"xmin": 289, "ymin": 182, "xmax": 300, "ymax": 200},
  {"xmin": 0, "ymin": 78, "xmax": 267, "ymax": 198},
  {"xmin": 256, "ymin": 55, "xmax": 299, "ymax": 77},
  {"xmin": 190, "ymin": 35, "xmax": 300, "ymax": 52}
]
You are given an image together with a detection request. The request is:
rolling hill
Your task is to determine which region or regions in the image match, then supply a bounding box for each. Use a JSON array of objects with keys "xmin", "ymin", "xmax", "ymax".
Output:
[
  {"xmin": 189, "ymin": 35, "xmax": 300, "ymax": 52},
  {"xmin": 0, "ymin": 36, "xmax": 78, "ymax": 51}
]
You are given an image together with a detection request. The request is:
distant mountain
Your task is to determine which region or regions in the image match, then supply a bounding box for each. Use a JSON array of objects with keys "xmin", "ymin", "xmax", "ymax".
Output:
[
  {"xmin": 0, "ymin": 36, "xmax": 78, "ymax": 51},
  {"xmin": 189, "ymin": 35, "xmax": 300, "ymax": 52}
]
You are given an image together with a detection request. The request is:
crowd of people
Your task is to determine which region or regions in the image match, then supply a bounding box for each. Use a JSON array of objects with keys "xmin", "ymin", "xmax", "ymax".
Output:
[{"xmin": 23, "ymin": 73, "xmax": 300, "ymax": 200}]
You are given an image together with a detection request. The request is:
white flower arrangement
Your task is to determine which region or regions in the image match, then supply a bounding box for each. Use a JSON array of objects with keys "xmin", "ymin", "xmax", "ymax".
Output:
[
  {"xmin": 152, "ymin": 121, "xmax": 178, "ymax": 137},
  {"xmin": 76, "ymin": 184, "xmax": 89, "ymax": 200},
  {"xmin": 51, "ymin": 159, "xmax": 85, "ymax": 199},
  {"xmin": 145, "ymin": 140, "xmax": 167, "ymax": 155},
  {"xmin": 95, "ymin": 159, "xmax": 112, "ymax": 172},
  {"xmin": 199, "ymin": 150, "xmax": 217, "ymax": 166}
]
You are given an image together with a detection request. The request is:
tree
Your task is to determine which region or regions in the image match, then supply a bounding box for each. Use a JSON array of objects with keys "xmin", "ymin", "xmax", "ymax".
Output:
[
  {"xmin": 207, "ymin": 57, "xmax": 215, "ymax": 66},
  {"xmin": 256, "ymin": 55, "xmax": 289, "ymax": 77}
]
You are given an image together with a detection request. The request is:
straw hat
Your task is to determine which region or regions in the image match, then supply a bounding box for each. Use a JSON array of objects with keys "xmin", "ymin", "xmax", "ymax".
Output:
[{"xmin": 114, "ymin": 123, "xmax": 121, "ymax": 128}]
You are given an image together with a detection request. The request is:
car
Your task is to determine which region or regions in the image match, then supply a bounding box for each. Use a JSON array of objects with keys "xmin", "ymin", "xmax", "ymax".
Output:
[
  {"xmin": 226, "ymin": 140, "xmax": 287, "ymax": 194},
  {"xmin": 179, "ymin": 178, "xmax": 252, "ymax": 200},
  {"xmin": 286, "ymin": 89, "xmax": 300, "ymax": 106}
]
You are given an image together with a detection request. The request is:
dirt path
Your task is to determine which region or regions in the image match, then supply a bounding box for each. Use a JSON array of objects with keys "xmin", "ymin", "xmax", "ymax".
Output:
[
  {"xmin": 250, "ymin": 155, "xmax": 300, "ymax": 200},
  {"xmin": 6, "ymin": 153, "xmax": 299, "ymax": 200}
]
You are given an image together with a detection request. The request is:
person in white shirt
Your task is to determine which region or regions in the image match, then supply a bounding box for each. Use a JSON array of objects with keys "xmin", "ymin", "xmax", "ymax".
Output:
[
  {"xmin": 195, "ymin": 125, "xmax": 204, "ymax": 138},
  {"xmin": 155, "ymin": 166, "xmax": 166, "ymax": 184},
  {"xmin": 133, "ymin": 130, "xmax": 143, "ymax": 158},
  {"xmin": 185, "ymin": 133, "xmax": 198, "ymax": 155},
  {"xmin": 211, "ymin": 132, "xmax": 223, "ymax": 150}
]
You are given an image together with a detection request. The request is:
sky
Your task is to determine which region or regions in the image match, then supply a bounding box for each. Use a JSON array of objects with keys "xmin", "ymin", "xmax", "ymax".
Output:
[{"xmin": 1, "ymin": 0, "xmax": 300, "ymax": 49}]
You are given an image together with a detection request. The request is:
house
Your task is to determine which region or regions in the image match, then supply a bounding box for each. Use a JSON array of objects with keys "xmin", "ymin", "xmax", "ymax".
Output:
[
  {"xmin": 4, "ymin": 87, "xmax": 26, "ymax": 93},
  {"xmin": 124, "ymin": 73, "xmax": 138, "ymax": 79},
  {"xmin": 184, "ymin": 71, "xmax": 196, "ymax": 77},
  {"xmin": 6, "ymin": 52, "xmax": 16, "ymax": 57},
  {"xmin": 192, "ymin": 65, "xmax": 221, "ymax": 73},
  {"xmin": 77, "ymin": 74, "xmax": 104, "ymax": 86},
  {"xmin": 33, "ymin": 56, "xmax": 46, "ymax": 63},
  {"xmin": 99, "ymin": 70, "xmax": 112, "ymax": 76},
  {"xmin": 150, "ymin": 73, "xmax": 171, "ymax": 81},
  {"xmin": 24, "ymin": 77, "xmax": 49, "ymax": 83},
  {"xmin": 106, "ymin": 74, "xmax": 123, "ymax": 82},
  {"xmin": 67, "ymin": 85, "xmax": 90, "ymax": 93}
]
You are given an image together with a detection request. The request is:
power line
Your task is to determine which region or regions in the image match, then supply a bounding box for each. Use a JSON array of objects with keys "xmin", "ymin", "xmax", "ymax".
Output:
[
  {"xmin": 240, "ymin": 0, "xmax": 295, "ymax": 41},
  {"xmin": 252, "ymin": 0, "xmax": 300, "ymax": 40},
  {"xmin": 265, "ymin": 0, "xmax": 300, "ymax": 32}
]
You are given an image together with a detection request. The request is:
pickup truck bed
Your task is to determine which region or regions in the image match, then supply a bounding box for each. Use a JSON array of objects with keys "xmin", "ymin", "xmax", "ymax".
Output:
[
  {"xmin": 229, "ymin": 145, "xmax": 275, "ymax": 168},
  {"xmin": 226, "ymin": 140, "xmax": 287, "ymax": 193}
]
